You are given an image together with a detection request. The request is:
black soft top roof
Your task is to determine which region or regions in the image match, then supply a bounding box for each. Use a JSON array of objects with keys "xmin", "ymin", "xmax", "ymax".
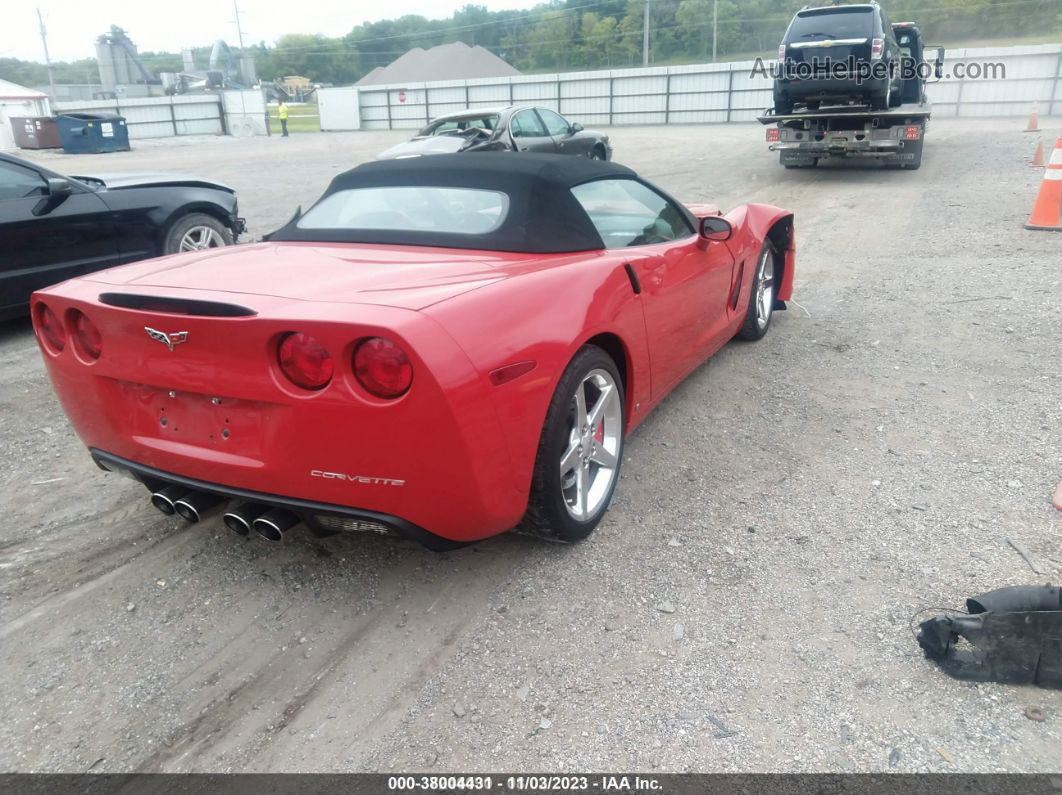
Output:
[{"xmin": 269, "ymin": 153, "xmax": 688, "ymax": 253}]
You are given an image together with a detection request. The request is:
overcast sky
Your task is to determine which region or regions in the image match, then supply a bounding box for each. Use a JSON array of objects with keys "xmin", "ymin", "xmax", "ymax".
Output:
[{"xmin": 4, "ymin": 0, "xmax": 530, "ymax": 63}]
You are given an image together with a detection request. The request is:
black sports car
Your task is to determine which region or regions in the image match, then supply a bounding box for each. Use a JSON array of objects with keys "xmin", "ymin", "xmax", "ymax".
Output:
[
  {"xmin": 0, "ymin": 153, "xmax": 244, "ymax": 321},
  {"xmin": 376, "ymin": 105, "xmax": 612, "ymax": 161}
]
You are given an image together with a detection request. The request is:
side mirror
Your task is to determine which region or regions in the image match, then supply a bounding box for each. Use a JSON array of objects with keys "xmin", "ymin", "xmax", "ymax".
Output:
[
  {"xmin": 47, "ymin": 177, "xmax": 73, "ymax": 198},
  {"xmin": 934, "ymin": 47, "xmax": 945, "ymax": 79},
  {"xmin": 570, "ymin": 122, "xmax": 583, "ymax": 134},
  {"xmin": 33, "ymin": 177, "xmax": 73, "ymax": 216},
  {"xmin": 699, "ymin": 216, "xmax": 732, "ymax": 241}
]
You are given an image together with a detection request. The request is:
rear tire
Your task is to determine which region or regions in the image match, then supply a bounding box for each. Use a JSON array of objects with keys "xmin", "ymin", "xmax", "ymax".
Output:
[
  {"xmin": 735, "ymin": 242, "xmax": 778, "ymax": 342},
  {"xmin": 520, "ymin": 346, "xmax": 625, "ymax": 543},
  {"xmin": 163, "ymin": 213, "xmax": 233, "ymax": 255}
]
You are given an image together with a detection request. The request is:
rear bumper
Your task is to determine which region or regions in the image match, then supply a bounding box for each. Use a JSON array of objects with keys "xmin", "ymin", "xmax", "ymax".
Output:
[
  {"xmin": 772, "ymin": 139, "xmax": 902, "ymax": 152},
  {"xmin": 33, "ymin": 281, "xmax": 531, "ymax": 543},
  {"xmin": 772, "ymin": 138, "xmax": 921, "ymax": 160},
  {"xmin": 92, "ymin": 448, "xmax": 468, "ymax": 550},
  {"xmin": 776, "ymin": 75, "xmax": 888, "ymax": 100}
]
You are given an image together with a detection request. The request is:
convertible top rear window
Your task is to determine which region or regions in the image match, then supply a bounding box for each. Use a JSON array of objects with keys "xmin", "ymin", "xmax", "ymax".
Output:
[{"xmin": 297, "ymin": 187, "xmax": 509, "ymax": 235}]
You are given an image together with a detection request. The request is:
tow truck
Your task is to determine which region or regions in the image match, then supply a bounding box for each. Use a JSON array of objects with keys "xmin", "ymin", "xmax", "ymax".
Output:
[{"xmin": 759, "ymin": 22, "xmax": 944, "ymax": 170}]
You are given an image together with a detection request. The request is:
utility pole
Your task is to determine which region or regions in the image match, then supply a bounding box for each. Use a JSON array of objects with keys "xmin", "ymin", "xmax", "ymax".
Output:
[
  {"xmin": 712, "ymin": 0, "xmax": 718, "ymax": 62},
  {"xmin": 233, "ymin": 0, "xmax": 246, "ymax": 49},
  {"xmin": 642, "ymin": 0, "xmax": 651, "ymax": 66},
  {"xmin": 232, "ymin": 0, "xmax": 257, "ymax": 90},
  {"xmin": 37, "ymin": 8, "xmax": 56, "ymax": 98}
]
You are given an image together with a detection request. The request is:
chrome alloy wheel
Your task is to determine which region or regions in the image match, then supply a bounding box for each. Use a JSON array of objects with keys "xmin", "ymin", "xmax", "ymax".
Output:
[
  {"xmin": 755, "ymin": 246, "xmax": 775, "ymax": 329},
  {"xmin": 179, "ymin": 225, "xmax": 225, "ymax": 251},
  {"xmin": 559, "ymin": 368, "xmax": 622, "ymax": 521}
]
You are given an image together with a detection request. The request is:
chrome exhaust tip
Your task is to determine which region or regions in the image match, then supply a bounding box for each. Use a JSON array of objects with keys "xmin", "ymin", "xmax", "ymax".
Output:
[
  {"xmin": 253, "ymin": 508, "xmax": 299, "ymax": 541},
  {"xmin": 223, "ymin": 502, "xmax": 269, "ymax": 536},
  {"xmin": 150, "ymin": 484, "xmax": 185, "ymax": 516},
  {"xmin": 172, "ymin": 491, "xmax": 223, "ymax": 523}
]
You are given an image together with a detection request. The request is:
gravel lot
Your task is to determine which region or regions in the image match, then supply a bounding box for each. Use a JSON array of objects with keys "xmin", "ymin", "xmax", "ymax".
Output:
[{"xmin": 1, "ymin": 118, "xmax": 1060, "ymax": 773}]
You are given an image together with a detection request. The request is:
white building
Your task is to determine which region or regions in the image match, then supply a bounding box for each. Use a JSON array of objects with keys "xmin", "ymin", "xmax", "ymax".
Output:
[{"xmin": 0, "ymin": 79, "xmax": 52, "ymax": 150}]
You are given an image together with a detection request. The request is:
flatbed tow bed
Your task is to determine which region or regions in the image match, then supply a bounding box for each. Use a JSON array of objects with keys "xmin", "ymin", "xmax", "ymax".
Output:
[{"xmin": 758, "ymin": 101, "xmax": 931, "ymax": 169}]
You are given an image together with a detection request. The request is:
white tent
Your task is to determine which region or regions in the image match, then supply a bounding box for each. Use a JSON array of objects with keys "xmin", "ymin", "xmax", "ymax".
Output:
[{"xmin": 0, "ymin": 79, "xmax": 51, "ymax": 150}]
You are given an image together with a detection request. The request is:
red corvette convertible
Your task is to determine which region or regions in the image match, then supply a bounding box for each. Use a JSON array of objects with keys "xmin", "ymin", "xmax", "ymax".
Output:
[{"xmin": 32, "ymin": 154, "xmax": 794, "ymax": 549}]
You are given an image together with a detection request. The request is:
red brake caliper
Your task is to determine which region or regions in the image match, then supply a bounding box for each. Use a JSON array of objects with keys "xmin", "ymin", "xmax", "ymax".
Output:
[{"xmin": 594, "ymin": 419, "xmax": 605, "ymax": 443}]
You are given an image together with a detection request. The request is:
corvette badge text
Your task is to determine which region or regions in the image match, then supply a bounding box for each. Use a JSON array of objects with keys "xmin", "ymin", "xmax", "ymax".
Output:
[{"xmin": 311, "ymin": 469, "xmax": 406, "ymax": 487}]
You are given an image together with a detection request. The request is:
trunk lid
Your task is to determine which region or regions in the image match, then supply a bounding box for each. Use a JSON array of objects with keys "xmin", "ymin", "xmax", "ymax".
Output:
[{"xmin": 82, "ymin": 241, "xmax": 545, "ymax": 311}]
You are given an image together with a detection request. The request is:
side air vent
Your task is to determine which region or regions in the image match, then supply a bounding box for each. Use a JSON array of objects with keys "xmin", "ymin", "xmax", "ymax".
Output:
[{"xmin": 98, "ymin": 293, "xmax": 256, "ymax": 317}]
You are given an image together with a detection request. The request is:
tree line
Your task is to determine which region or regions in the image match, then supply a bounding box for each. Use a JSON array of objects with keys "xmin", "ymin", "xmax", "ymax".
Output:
[{"xmin": 2, "ymin": 0, "xmax": 1060, "ymax": 89}]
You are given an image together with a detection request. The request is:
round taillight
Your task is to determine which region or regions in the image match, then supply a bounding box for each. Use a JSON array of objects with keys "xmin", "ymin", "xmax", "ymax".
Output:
[
  {"xmin": 72, "ymin": 311, "xmax": 103, "ymax": 360},
  {"xmin": 354, "ymin": 337, "xmax": 413, "ymax": 399},
  {"xmin": 35, "ymin": 303, "xmax": 66, "ymax": 352},
  {"xmin": 277, "ymin": 332, "xmax": 333, "ymax": 390}
]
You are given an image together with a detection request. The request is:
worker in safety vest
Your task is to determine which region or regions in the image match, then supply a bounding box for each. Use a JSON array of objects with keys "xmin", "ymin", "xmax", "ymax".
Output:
[{"xmin": 278, "ymin": 101, "xmax": 289, "ymax": 137}]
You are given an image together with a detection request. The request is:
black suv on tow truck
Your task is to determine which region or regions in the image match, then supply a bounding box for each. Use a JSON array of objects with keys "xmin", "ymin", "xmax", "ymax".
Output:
[
  {"xmin": 774, "ymin": 2, "xmax": 903, "ymax": 114},
  {"xmin": 759, "ymin": 21, "xmax": 943, "ymax": 171}
]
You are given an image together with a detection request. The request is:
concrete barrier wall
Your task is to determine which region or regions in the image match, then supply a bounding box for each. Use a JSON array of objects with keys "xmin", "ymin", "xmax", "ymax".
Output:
[{"xmin": 220, "ymin": 90, "xmax": 269, "ymax": 137}]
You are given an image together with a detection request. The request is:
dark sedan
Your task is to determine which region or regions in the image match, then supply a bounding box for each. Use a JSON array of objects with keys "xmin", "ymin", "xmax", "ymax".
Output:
[
  {"xmin": 376, "ymin": 105, "xmax": 612, "ymax": 161},
  {"xmin": 0, "ymin": 153, "xmax": 244, "ymax": 320}
]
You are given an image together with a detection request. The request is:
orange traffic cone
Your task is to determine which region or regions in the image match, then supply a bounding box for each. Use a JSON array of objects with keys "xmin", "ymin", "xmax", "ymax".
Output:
[
  {"xmin": 1030, "ymin": 138, "xmax": 1045, "ymax": 168},
  {"xmin": 1024, "ymin": 135, "xmax": 1062, "ymax": 231},
  {"xmin": 1025, "ymin": 102, "xmax": 1040, "ymax": 132}
]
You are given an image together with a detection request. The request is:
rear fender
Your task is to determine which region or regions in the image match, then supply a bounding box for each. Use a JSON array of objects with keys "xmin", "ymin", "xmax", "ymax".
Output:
[{"xmin": 426, "ymin": 253, "xmax": 650, "ymax": 494}]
